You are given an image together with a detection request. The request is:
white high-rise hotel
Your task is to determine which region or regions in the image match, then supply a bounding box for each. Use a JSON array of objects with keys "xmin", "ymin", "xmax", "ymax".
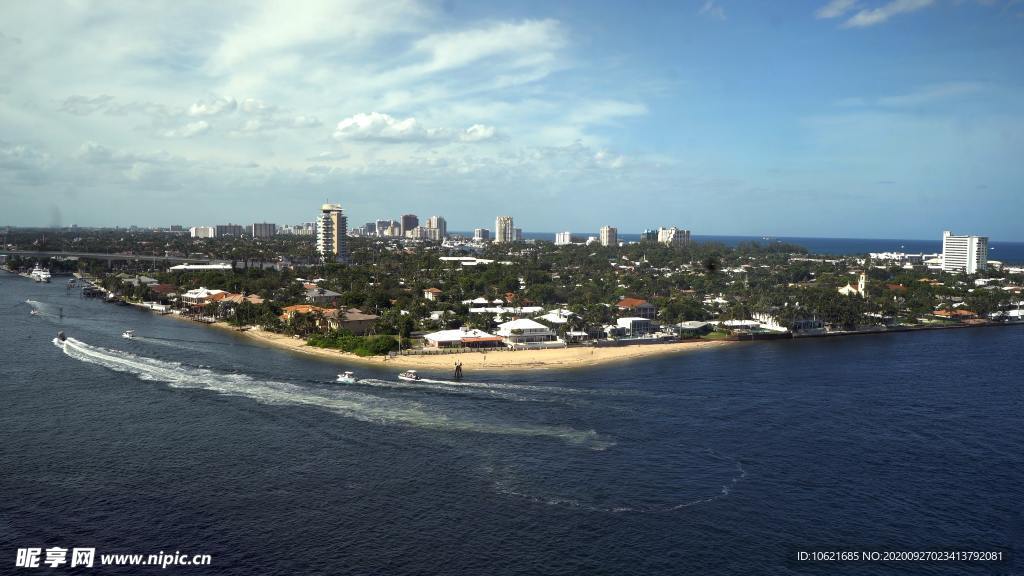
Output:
[
  {"xmin": 599, "ymin": 226, "xmax": 618, "ymax": 247},
  {"xmin": 495, "ymin": 216, "xmax": 515, "ymax": 243},
  {"xmin": 941, "ymin": 230, "xmax": 987, "ymax": 274},
  {"xmin": 317, "ymin": 203, "xmax": 348, "ymax": 263}
]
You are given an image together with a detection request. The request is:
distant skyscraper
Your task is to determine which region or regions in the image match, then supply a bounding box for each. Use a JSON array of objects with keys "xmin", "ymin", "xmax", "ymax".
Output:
[
  {"xmin": 215, "ymin": 223, "xmax": 244, "ymax": 237},
  {"xmin": 426, "ymin": 216, "xmax": 447, "ymax": 240},
  {"xmin": 495, "ymin": 216, "xmax": 514, "ymax": 243},
  {"xmin": 599, "ymin": 226, "xmax": 618, "ymax": 247},
  {"xmin": 251, "ymin": 222, "xmax": 277, "ymax": 238},
  {"xmin": 640, "ymin": 229, "xmax": 657, "ymax": 242},
  {"xmin": 317, "ymin": 203, "xmax": 348, "ymax": 263},
  {"xmin": 473, "ymin": 228, "xmax": 490, "ymax": 242},
  {"xmin": 554, "ymin": 231, "xmax": 572, "ymax": 246},
  {"xmin": 375, "ymin": 219, "xmax": 390, "ymax": 237},
  {"xmin": 189, "ymin": 226, "xmax": 215, "ymax": 239},
  {"xmin": 514, "ymin": 228, "xmax": 523, "ymax": 241},
  {"xmin": 657, "ymin": 226, "xmax": 690, "ymax": 247},
  {"xmin": 942, "ymin": 230, "xmax": 988, "ymax": 274},
  {"xmin": 401, "ymin": 214, "xmax": 419, "ymax": 236}
]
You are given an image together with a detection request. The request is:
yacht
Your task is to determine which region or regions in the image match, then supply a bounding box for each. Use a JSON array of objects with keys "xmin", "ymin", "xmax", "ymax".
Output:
[
  {"xmin": 30, "ymin": 264, "xmax": 51, "ymax": 283},
  {"xmin": 398, "ymin": 370, "xmax": 421, "ymax": 382},
  {"xmin": 122, "ymin": 330, "xmax": 135, "ymax": 339},
  {"xmin": 336, "ymin": 371, "xmax": 358, "ymax": 384}
]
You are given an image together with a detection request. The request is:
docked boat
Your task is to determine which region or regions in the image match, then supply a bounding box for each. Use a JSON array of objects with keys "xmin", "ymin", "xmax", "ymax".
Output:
[
  {"xmin": 336, "ymin": 371, "xmax": 358, "ymax": 384},
  {"xmin": 121, "ymin": 330, "xmax": 135, "ymax": 339},
  {"xmin": 30, "ymin": 264, "xmax": 51, "ymax": 283},
  {"xmin": 398, "ymin": 370, "xmax": 420, "ymax": 382}
]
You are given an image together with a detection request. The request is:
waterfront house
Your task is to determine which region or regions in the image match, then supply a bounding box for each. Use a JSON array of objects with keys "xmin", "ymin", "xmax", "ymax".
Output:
[
  {"xmin": 182, "ymin": 287, "xmax": 228, "ymax": 307},
  {"xmin": 616, "ymin": 297, "xmax": 657, "ymax": 319},
  {"xmin": 304, "ymin": 283, "xmax": 342, "ymax": 305},
  {"xmin": 674, "ymin": 321, "xmax": 712, "ymax": 337},
  {"xmin": 616, "ymin": 317, "xmax": 653, "ymax": 336},
  {"xmin": 423, "ymin": 328, "xmax": 504, "ymax": 349},
  {"xmin": 496, "ymin": 318, "xmax": 561, "ymax": 347}
]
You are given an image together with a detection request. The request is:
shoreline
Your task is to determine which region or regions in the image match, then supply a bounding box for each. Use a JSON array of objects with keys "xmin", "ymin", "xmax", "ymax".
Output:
[{"xmin": 231, "ymin": 325, "xmax": 738, "ymax": 372}]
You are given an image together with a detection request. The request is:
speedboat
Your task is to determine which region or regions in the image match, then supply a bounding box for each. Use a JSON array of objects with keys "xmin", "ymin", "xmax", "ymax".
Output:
[
  {"xmin": 398, "ymin": 370, "xmax": 420, "ymax": 382},
  {"xmin": 122, "ymin": 330, "xmax": 135, "ymax": 339},
  {"xmin": 30, "ymin": 264, "xmax": 51, "ymax": 283},
  {"xmin": 336, "ymin": 371, "xmax": 358, "ymax": 384},
  {"xmin": 30, "ymin": 309, "xmax": 38, "ymax": 316}
]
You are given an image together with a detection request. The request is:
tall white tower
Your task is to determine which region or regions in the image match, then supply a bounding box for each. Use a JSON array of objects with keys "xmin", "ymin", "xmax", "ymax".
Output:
[{"xmin": 317, "ymin": 203, "xmax": 348, "ymax": 263}]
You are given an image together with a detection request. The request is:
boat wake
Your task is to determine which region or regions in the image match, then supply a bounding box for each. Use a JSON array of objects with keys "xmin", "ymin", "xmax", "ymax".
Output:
[{"xmin": 54, "ymin": 337, "xmax": 608, "ymax": 447}]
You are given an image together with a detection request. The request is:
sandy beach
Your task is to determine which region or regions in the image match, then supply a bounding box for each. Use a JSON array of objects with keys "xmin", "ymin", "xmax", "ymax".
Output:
[{"xmin": 230, "ymin": 325, "xmax": 737, "ymax": 372}]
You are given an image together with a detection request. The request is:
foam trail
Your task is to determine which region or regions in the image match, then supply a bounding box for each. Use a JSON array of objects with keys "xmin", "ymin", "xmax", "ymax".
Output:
[
  {"xmin": 56, "ymin": 338, "xmax": 607, "ymax": 447},
  {"xmin": 350, "ymin": 378, "xmax": 567, "ymax": 403}
]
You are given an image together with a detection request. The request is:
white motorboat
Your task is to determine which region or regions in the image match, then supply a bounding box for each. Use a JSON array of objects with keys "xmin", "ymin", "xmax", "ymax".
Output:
[
  {"xmin": 122, "ymin": 330, "xmax": 135, "ymax": 339},
  {"xmin": 398, "ymin": 370, "xmax": 420, "ymax": 382},
  {"xmin": 30, "ymin": 309, "xmax": 39, "ymax": 316},
  {"xmin": 336, "ymin": 371, "xmax": 358, "ymax": 384},
  {"xmin": 30, "ymin": 264, "xmax": 51, "ymax": 283}
]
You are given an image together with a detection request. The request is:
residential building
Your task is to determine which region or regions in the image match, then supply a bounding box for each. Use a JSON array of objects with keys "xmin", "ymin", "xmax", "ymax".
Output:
[
  {"xmin": 616, "ymin": 297, "xmax": 657, "ymax": 319},
  {"xmin": 189, "ymin": 226, "xmax": 215, "ymax": 238},
  {"xmin": 304, "ymin": 283, "xmax": 342, "ymax": 305},
  {"xmin": 401, "ymin": 214, "xmax": 419, "ymax": 236},
  {"xmin": 496, "ymin": 318, "xmax": 560, "ymax": 347},
  {"xmin": 616, "ymin": 317, "xmax": 653, "ymax": 336},
  {"xmin": 657, "ymin": 227, "xmax": 691, "ymax": 247},
  {"xmin": 942, "ymin": 230, "xmax": 988, "ymax": 274},
  {"xmin": 554, "ymin": 231, "xmax": 573, "ymax": 246},
  {"xmin": 640, "ymin": 229, "xmax": 658, "ymax": 242},
  {"xmin": 495, "ymin": 216, "xmax": 515, "ymax": 243},
  {"xmin": 215, "ymin": 223, "xmax": 244, "ymax": 237},
  {"xmin": 181, "ymin": 287, "xmax": 228, "ymax": 307},
  {"xmin": 600, "ymin": 226, "xmax": 618, "ymax": 247},
  {"xmin": 375, "ymin": 219, "xmax": 390, "ymax": 237},
  {"xmin": 514, "ymin": 228, "xmax": 523, "ymax": 241},
  {"xmin": 423, "ymin": 287, "xmax": 443, "ymax": 301},
  {"xmin": 317, "ymin": 203, "xmax": 348, "ymax": 263},
  {"xmin": 279, "ymin": 305, "xmax": 379, "ymax": 335},
  {"xmin": 426, "ymin": 216, "xmax": 447, "ymax": 240},
  {"xmin": 473, "ymin": 228, "xmax": 490, "ymax": 242},
  {"xmin": 251, "ymin": 222, "xmax": 276, "ymax": 238},
  {"xmin": 169, "ymin": 263, "xmax": 233, "ymax": 271},
  {"xmin": 423, "ymin": 328, "xmax": 504, "ymax": 349}
]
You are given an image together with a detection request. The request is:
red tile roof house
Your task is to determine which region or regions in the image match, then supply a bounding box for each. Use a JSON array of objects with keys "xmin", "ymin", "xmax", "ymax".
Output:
[
  {"xmin": 279, "ymin": 305, "xmax": 380, "ymax": 335},
  {"xmin": 616, "ymin": 297, "xmax": 657, "ymax": 319},
  {"xmin": 423, "ymin": 287, "xmax": 443, "ymax": 301}
]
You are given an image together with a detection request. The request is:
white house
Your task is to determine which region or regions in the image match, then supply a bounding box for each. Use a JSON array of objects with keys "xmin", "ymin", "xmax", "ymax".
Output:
[
  {"xmin": 181, "ymin": 287, "xmax": 227, "ymax": 307},
  {"xmin": 423, "ymin": 328, "xmax": 504, "ymax": 349},
  {"xmin": 496, "ymin": 318, "xmax": 561, "ymax": 347},
  {"xmin": 616, "ymin": 317, "xmax": 653, "ymax": 336},
  {"xmin": 538, "ymin": 308, "xmax": 575, "ymax": 324}
]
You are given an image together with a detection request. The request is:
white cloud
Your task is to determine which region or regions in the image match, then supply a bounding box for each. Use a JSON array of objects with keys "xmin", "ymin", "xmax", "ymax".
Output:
[
  {"xmin": 188, "ymin": 97, "xmax": 237, "ymax": 117},
  {"xmin": 333, "ymin": 112, "xmax": 495, "ymax": 143},
  {"xmin": 409, "ymin": 19, "xmax": 565, "ymax": 76},
  {"xmin": 843, "ymin": 0, "xmax": 934, "ymax": 27},
  {"xmin": 161, "ymin": 120, "xmax": 210, "ymax": 139},
  {"xmin": 699, "ymin": 1, "xmax": 727, "ymax": 20},
  {"xmin": 816, "ymin": 0, "xmax": 859, "ymax": 19}
]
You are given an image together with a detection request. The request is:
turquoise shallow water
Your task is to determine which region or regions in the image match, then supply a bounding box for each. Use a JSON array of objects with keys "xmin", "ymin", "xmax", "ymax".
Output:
[{"xmin": 2, "ymin": 273, "xmax": 1022, "ymax": 575}]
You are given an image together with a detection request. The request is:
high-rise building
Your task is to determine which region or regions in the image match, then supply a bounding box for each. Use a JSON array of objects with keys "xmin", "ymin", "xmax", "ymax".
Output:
[
  {"xmin": 426, "ymin": 216, "xmax": 447, "ymax": 240},
  {"xmin": 473, "ymin": 228, "xmax": 490, "ymax": 242},
  {"xmin": 189, "ymin": 226, "xmax": 215, "ymax": 239},
  {"xmin": 514, "ymin": 228, "xmax": 523, "ymax": 241},
  {"xmin": 657, "ymin": 227, "xmax": 691, "ymax": 247},
  {"xmin": 599, "ymin": 226, "xmax": 618, "ymax": 247},
  {"xmin": 215, "ymin": 223, "xmax": 244, "ymax": 237},
  {"xmin": 317, "ymin": 204, "xmax": 348, "ymax": 263},
  {"xmin": 640, "ymin": 229, "xmax": 658, "ymax": 242},
  {"xmin": 495, "ymin": 216, "xmax": 515, "ymax": 243},
  {"xmin": 554, "ymin": 231, "xmax": 573, "ymax": 246},
  {"xmin": 942, "ymin": 230, "xmax": 988, "ymax": 274},
  {"xmin": 375, "ymin": 219, "xmax": 390, "ymax": 237},
  {"xmin": 251, "ymin": 222, "xmax": 277, "ymax": 238},
  {"xmin": 401, "ymin": 214, "xmax": 419, "ymax": 236}
]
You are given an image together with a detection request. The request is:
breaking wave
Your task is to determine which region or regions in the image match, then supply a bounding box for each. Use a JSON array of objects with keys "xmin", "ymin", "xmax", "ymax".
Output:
[{"xmin": 55, "ymin": 337, "xmax": 610, "ymax": 448}]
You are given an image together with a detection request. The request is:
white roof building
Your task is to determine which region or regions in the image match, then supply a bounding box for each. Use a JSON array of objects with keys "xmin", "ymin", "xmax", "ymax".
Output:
[{"xmin": 538, "ymin": 308, "xmax": 575, "ymax": 324}]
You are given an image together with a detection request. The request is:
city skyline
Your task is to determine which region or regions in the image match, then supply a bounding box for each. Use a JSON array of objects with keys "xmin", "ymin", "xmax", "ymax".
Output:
[{"xmin": 1, "ymin": 1, "xmax": 1022, "ymax": 239}]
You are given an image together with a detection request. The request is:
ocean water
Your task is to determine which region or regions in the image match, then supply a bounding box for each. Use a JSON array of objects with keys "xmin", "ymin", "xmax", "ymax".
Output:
[{"xmin": 2, "ymin": 273, "xmax": 1022, "ymax": 575}]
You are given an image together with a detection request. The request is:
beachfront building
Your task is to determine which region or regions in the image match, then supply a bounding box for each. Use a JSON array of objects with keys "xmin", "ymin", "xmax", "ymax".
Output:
[
  {"xmin": 600, "ymin": 226, "xmax": 618, "ymax": 247},
  {"xmin": 181, "ymin": 287, "xmax": 228, "ymax": 307},
  {"xmin": 279, "ymin": 305, "xmax": 378, "ymax": 335},
  {"xmin": 942, "ymin": 230, "xmax": 988, "ymax": 274},
  {"xmin": 554, "ymin": 231, "xmax": 573, "ymax": 246},
  {"xmin": 495, "ymin": 216, "xmax": 515, "ymax": 243},
  {"xmin": 538, "ymin": 308, "xmax": 575, "ymax": 324},
  {"xmin": 616, "ymin": 297, "xmax": 657, "ymax": 319},
  {"xmin": 423, "ymin": 328, "xmax": 504, "ymax": 349},
  {"xmin": 189, "ymin": 226, "xmax": 216, "ymax": 238},
  {"xmin": 304, "ymin": 283, "xmax": 342, "ymax": 305},
  {"xmin": 617, "ymin": 317, "xmax": 653, "ymax": 336},
  {"xmin": 317, "ymin": 203, "xmax": 348, "ymax": 263},
  {"xmin": 657, "ymin": 227, "xmax": 691, "ymax": 247},
  {"xmin": 496, "ymin": 318, "xmax": 561, "ymax": 348},
  {"xmin": 215, "ymin": 224, "xmax": 244, "ymax": 237}
]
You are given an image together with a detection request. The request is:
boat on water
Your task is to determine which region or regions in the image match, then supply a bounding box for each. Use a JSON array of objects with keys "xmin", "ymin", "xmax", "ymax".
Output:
[
  {"xmin": 336, "ymin": 371, "xmax": 358, "ymax": 384},
  {"xmin": 122, "ymin": 330, "xmax": 135, "ymax": 339},
  {"xmin": 30, "ymin": 264, "xmax": 51, "ymax": 283},
  {"xmin": 398, "ymin": 370, "xmax": 420, "ymax": 382},
  {"xmin": 29, "ymin": 309, "xmax": 39, "ymax": 316}
]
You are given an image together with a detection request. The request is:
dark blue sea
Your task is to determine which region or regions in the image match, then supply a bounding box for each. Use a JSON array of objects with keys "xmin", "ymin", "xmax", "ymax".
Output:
[
  {"xmin": 2, "ymin": 273, "xmax": 1022, "ymax": 575},
  {"xmin": 497, "ymin": 233, "xmax": 1024, "ymax": 265}
]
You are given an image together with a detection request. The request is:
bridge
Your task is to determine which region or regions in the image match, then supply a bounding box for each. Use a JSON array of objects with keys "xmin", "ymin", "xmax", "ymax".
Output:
[{"xmin": 0, "ymin": 249, "xmax": 215, "ymax": 264}]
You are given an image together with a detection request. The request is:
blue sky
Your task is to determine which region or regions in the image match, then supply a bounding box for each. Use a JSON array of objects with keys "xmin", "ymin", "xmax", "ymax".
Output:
[{"xmin": 1, "ymin": 0, "xmax": 1022, "ymax": 239}]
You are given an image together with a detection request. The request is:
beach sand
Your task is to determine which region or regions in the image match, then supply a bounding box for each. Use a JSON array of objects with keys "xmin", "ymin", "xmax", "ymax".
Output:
[{"xmin": 230, "ymin": 325, "xmax": 737, "ymax": 372}]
